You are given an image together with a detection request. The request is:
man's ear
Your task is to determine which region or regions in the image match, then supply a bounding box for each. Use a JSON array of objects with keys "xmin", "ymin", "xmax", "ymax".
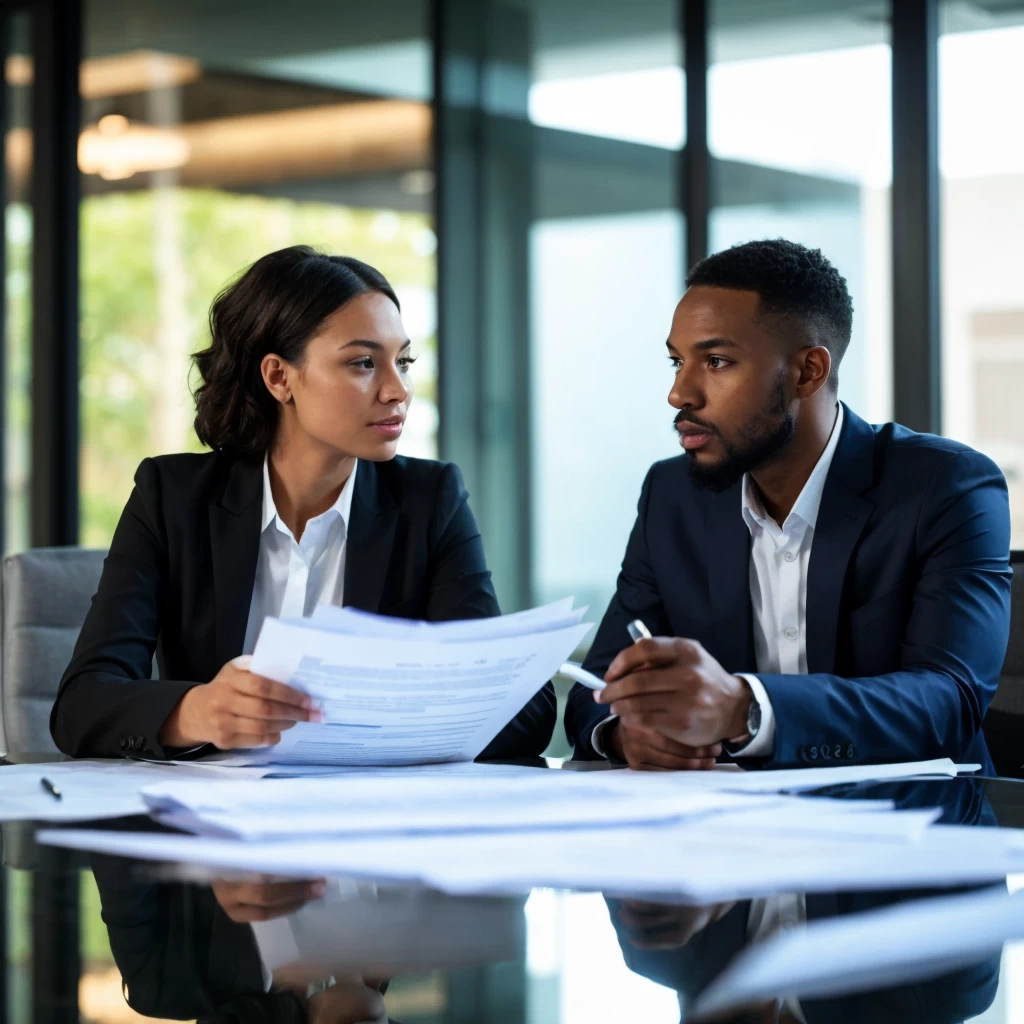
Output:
[{"xmin": 795, "ymin": 346, "xmax": 832, "ymax": 398}]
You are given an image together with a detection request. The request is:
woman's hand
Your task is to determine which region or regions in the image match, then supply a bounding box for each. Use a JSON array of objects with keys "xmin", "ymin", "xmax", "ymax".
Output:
[
  {"xmin": 159, "ymin": 655, "xmax": 322, "ymax": 748},
  {"xmin": 212, "ymin": 875, "xmax": 326, "ymax": 923}
]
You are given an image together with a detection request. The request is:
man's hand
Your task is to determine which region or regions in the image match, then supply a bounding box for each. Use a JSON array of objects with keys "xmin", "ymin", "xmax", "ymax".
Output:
[
  {"xmin": 212, "ymin": 876, "xmax": 326, "ymax": 923},
  {"xmin": 159, "ymin": 655, "xmax": 323, "ymax": 748},
  {"xmin": 596, "ymin": 637, "xmax": 751, "ymax": 748},
  {"xmin": 603, "ymin": 718, "xmax": 721, "ymax": 771},
  {"xmin": 306, "ymin": 978, "xmax": 388, "ymax": 1024}
]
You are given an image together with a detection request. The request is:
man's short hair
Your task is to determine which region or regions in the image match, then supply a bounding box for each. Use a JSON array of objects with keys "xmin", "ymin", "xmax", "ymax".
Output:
[{"xmin": 685, "ymin": 239, "xmax": 854, "ymax": 390}]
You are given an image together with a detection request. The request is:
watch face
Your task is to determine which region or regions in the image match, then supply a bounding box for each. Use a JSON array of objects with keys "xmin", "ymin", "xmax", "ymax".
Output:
[{"xmin": 748, "ymin": 696, "xmax": 762, "ymax": 736}]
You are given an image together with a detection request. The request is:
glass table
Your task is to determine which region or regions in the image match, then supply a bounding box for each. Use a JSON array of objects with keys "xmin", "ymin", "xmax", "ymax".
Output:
[{"xmin": 2, "ymin": 766, "xmax": 1023, "ymax": 1023}]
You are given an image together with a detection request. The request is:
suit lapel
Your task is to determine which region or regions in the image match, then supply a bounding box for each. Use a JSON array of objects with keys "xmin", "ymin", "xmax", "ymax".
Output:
[
  {"xmin": 706, "ymin": 482, "xmax": 757, "ymax": 673},
  {"xmin": 344, "ymin": 460, "xmax": 400, "ymax": 613},
  {"xmin": 805, "ymin": 405, "xmax": 876, "ymax": 674},
  {"xmin": 209, "ymin": 457, "xmax": 263, "ymax": 668}
]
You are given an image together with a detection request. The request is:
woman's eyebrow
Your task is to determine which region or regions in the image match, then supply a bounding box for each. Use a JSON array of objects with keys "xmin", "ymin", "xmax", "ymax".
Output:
[{"xmin": 338, "ymin": 339, "xmax": 412, "ymax": 351}]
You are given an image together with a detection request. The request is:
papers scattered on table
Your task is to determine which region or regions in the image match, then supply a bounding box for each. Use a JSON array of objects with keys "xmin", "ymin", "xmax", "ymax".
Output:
[
  {"xmin": 0, "ymin": 759, "xmax": 549, "ymax": 822},
  {"xmin": 137, "ymin": 770, "xmax": 796, "ymax": 839},
  {"xmin": 0, "ymin": 755, "xmax": 977, "ymax": 831},
  {"xmin": 0, "ymin": 759, "xmax": 273, "ymax": 822},
  {"xmin": 243, "ymin": 599, "xmax": 591, "ymax": 766},
  {"xmin": 39, "ymin": 816, "xmax": 1024, "ymax": 902},
  {"xmin": 606, "ymin": 758, "xmax": 978, "ymax": 794},
  {"xmin": 690, "ymin": 886, "xmax": 1024, "ymax": 1020},
  {"xmin": 37, "ymin": 759, "xmax": 998, "ymax": 903}
]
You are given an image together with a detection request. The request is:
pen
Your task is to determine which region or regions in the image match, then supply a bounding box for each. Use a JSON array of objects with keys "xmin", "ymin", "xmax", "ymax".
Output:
[
  {"xmin": 627, "ymin": 619, "xmax": 652, "ymax": 643},
  {"xmin": 559, "ymin": 661, "xmax": 606, "ymax": 691},
  {"xmin": 40, "ymin": 777, "xmax": 62, "ymax": 801},
  {"xmin": 560, "ymin": 620, "xmax": 654, "ymax": 691}
]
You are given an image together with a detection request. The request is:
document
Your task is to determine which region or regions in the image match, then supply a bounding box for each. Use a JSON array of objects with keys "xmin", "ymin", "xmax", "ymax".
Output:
[
  {"xmin": 310, "ymin": 596, "xmax": 587, "ymax": 641},
  {"xmin": 0, "ymin": 759, "xmax": 269, "ymax": 822},
  {"xmin": 38, "ymin": 818, "xmax": 1024, "ymax": 900},
  {"xmin": 37, "ymin": 782, "xmax": 999, "ymax": 905},
  {"xmin": 0, "ymin": 759, "xmax": 553, "ymax": 822},
  {"xmin": 138, "ymin": 770, "xmax": 775, "ymax": 838},
  {"xmin": 245, "ymin": 610, "xmax": 591, "ymax": 766},
  {"xmin": 690, "ymin": 886, "xmax": 1024, "ymax": 1020},
  {"xmin": 605, "ymin": 758, "xmax": 978, "ymax": 794}
]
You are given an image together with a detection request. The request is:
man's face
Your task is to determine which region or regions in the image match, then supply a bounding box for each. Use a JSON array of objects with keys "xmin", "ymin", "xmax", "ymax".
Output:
[{"xmin": 667, "ymin": 286, "xmax": 796, "ymax": 491}]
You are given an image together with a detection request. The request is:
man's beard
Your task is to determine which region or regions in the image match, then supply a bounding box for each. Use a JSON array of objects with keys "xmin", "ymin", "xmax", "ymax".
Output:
[{"xmin": 676, "ymin": 375, "xmax": 795, "ymax": 492}]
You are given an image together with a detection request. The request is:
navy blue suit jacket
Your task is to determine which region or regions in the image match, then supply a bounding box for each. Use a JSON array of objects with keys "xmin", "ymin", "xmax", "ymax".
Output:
[{"xmin": 566, "ymin": 405, "xmax": 1011, "ymax": 770}]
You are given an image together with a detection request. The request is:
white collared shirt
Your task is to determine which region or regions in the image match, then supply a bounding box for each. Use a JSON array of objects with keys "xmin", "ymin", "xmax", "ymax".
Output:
[
  {"xmin": 731, "ymin": 402, "xmax": 844, "ymax": 757},
  {"xmin": 727, "ymin": 407, "xmax": 843, "ymax": 1024},
  {"xmin": 241, "ymin": 458, "xmax": 358, "ymax": 655}
]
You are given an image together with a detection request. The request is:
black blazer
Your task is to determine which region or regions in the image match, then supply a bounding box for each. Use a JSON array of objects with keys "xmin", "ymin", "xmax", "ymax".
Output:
[{"xmin": 51, "ymin": 452, "xmax": 555, "ymax": 759}]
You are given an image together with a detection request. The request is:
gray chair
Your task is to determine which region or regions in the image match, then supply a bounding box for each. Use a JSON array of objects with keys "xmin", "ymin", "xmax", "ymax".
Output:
[
  {"xmin": 0, "ymin": 547, "xmax": 106, "ymax": 756},
  {"xmin": 983, "ymin": 550, "xmax": 1024, "ymax": 778}
]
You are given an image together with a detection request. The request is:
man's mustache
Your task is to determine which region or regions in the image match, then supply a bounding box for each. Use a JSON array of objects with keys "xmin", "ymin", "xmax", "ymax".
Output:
[{"xmin": 673, "ymin": 410, "xmax": 716, "ymax": 434}]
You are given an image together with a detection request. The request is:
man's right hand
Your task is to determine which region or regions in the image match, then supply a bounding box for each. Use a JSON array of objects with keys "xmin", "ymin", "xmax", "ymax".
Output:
[
  {"xmin": 159, "ymin": 655, "xmax": 322, "ymax": 748},
  {"xmin": 604, "ymin": 718, "xmax": 721, "ymax": 771}
]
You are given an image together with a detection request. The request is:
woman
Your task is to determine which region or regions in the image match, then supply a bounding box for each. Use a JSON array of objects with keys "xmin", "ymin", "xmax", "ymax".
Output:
[{"xmin": 51, "ymin": 246, "xmax": 554, "ymax": 759}]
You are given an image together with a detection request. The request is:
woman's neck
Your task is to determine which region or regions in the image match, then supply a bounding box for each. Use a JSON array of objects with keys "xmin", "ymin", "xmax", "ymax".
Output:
[{"xmin": 266, "ymin": 435, "xmax": 355, "ymax": 542}]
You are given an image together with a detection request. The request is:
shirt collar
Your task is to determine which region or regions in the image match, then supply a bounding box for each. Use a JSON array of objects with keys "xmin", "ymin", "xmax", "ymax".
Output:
[
  {"xmin": 261, "ymin": 456, "xmax": 358, "ymax": 537},
  {"xmin": 741, "ymin": 402, "xmax": 844, "ymax": 536}
]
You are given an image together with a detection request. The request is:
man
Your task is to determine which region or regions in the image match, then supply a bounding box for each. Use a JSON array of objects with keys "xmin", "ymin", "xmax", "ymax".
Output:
[{"xmin": 565, "ymin": 239, "xmax": 1011, "ymax": 771}]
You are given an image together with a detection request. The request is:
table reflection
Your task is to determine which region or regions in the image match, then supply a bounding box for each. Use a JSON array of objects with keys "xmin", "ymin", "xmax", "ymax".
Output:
[
  {"xmin": 608, "ymin": 775, "xmax": 1006, "ymax": 1023},
  {"xmin": 91, "ymin": 855, "xmax": 526, "ymax": 1022}
]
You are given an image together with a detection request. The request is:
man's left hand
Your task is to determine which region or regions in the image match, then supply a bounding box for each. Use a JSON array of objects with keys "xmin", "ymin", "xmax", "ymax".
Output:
[{"xmin": 595, "ymin": 636, "xmax": 751, "ymax": 748}]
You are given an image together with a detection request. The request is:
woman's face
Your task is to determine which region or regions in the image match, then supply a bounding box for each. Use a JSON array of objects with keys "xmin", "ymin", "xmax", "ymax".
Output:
[{"xmin": 273, "ymin": 291, "xmax": 415, "ymax": 460}]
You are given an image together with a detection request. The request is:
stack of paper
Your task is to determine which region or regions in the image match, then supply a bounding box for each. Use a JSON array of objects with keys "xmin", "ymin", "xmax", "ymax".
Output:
[
  {"xmin": 136, "ymin": 770, "xmax": 813, "ymax": 838},
  {"xmin": 38, "ymin": 758, "xmax": 1008, "ymax": 904},
  {"xmin": 604, "ymin": 758, "xmax": 977, "ymax": 794},
  {"xmin": 37, "ymin": 809, "xmax": 1019, "ymax": 899},
  {"xmin": 40, "ymin": 812, "xmax": 1024, "ymax": 903},
  {"xmin": 237, "ymin": 598, "xmax": 591, "ymax": 766},
  {"xmin": 3, "ymin": 755, "xmax": 973, "ymax": 828},
  {"xmin": 0, "ymin": 759, "xmax": 275, "ymax": 822}
]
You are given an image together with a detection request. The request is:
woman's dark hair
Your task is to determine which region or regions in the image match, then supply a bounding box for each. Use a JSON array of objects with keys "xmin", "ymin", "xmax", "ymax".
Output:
[{"xmin": 192, "ymin": 245, "xmax": 400, "ymax": 455}]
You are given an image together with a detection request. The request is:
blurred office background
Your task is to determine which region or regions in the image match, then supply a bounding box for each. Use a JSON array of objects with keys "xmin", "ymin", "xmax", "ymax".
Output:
[{"xmin": 2, "ymin": 0, "xmax": 1022, "ymax": 1019}]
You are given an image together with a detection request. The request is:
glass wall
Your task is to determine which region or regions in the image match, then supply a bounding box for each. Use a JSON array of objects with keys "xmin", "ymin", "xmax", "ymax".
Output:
[
  {"xmin": 4, "ymin": 12, "xmax": 32, "ymax": 554},
  {"xmin": 528, "ymin": 0, "xmax": 685, "ymax": 623},
  {"xmin": 708, "ymin": 0, "xmax": 893, "ymax": 425},
  {"xmin": 80, "ymin": 0, "xmax": 435, "ymax": 546},
  {"xmin": 938, "ymin": 7, "xmax": 1024, "ymax": 545}
]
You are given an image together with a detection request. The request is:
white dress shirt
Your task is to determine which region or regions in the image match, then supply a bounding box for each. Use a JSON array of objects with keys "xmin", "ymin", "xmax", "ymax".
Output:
[
  {"xmin": 242, "ymin": 458, "xmax": 358, "ymax": 655},
  {"xmin": 739, "ymin": 404, "xmax": 843, "ymax": 1024},
  {"xmin": 730, "ymin": 402, "xmax": 843, "ymax": 757}
]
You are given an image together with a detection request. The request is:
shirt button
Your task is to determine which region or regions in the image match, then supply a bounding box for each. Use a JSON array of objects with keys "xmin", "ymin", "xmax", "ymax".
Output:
[
  {"xmin": 784, "ymin": 627, "xmax": 798, "ymax": 641},
  {"xmin": 784, "ymin": 551, "xmax": 797, "ymax": 562}
]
